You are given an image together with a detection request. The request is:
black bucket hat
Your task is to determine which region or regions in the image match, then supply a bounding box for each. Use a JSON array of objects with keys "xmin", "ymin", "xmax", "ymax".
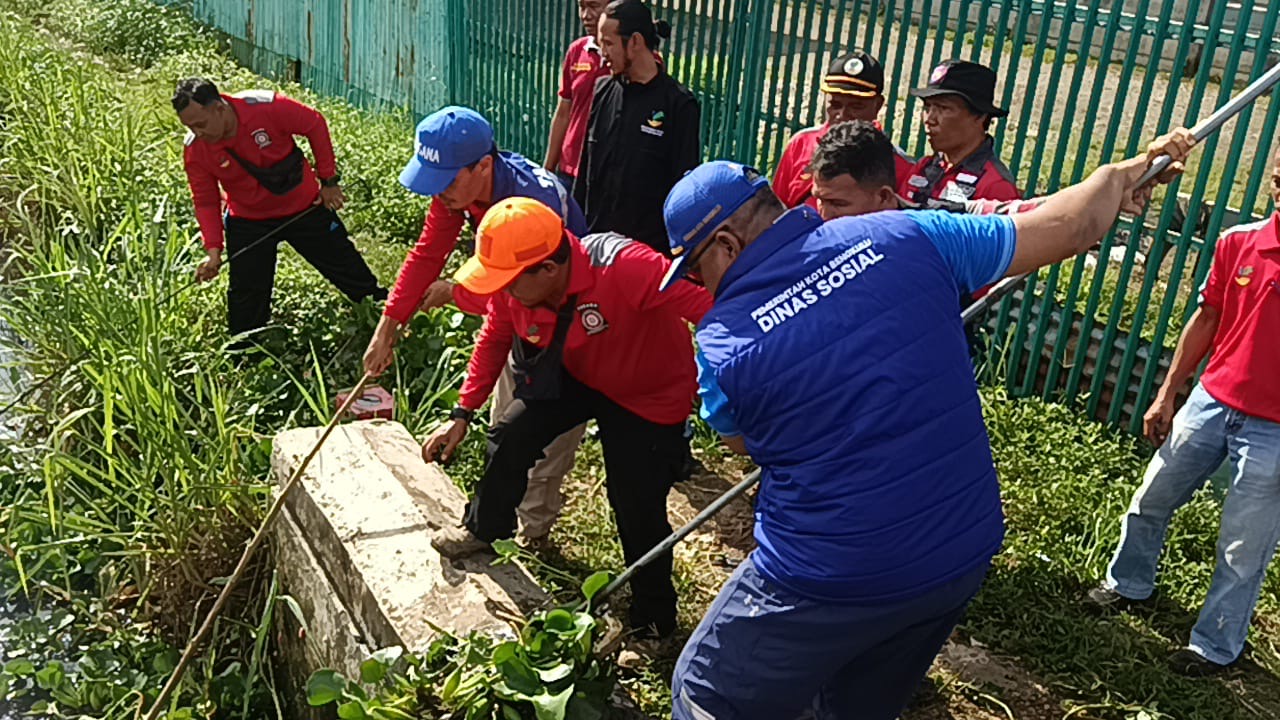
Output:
[{"xmin": 910, "ymin": 60, "xmax": 1008, "ymax": 118}]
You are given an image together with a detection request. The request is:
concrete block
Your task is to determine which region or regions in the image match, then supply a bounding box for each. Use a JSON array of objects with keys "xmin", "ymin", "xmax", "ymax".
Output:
[{"xmin": 271, "ymin": 419, "xmax": 547, "ymax": 659}]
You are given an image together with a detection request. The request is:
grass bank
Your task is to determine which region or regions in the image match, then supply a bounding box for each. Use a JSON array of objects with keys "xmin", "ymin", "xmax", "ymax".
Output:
[{"xmin": 0, "ymin": 0, "xmax": 477, "ymax": 716}]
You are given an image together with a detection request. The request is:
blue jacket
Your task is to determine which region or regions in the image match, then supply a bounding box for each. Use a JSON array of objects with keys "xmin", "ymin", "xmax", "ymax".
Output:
[
  {"xmin": 495, "ymin": 151, "xmax": 587, "ymax": 236},
  {"xmin": 697, "ymin": 206, "xmax": 1017, "ymax": 603}
]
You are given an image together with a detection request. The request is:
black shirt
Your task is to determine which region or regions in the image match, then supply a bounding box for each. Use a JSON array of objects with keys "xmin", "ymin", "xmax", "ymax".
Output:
[{"xmin": 573, "ymin": 70, "xmax": 701, "ymax": 255}]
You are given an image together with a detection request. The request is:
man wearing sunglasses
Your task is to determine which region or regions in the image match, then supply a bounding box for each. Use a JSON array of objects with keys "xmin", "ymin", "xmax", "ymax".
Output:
[{"xmin": 660, "ymin": 135, "xmax": 1192, "ymax": 718}]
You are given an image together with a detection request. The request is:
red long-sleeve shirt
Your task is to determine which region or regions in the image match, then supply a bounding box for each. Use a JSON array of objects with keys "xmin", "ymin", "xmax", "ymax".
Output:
[
  {"xmin": 457, "ymin": 233, "xmax": 711, "ymax": 424},
  {"xmin": 384, "ymin": 200, "xmax": 479, "ymax": 323},
  {"xmin": 773, "ymin": 122, "xmax": 914, "ymax": 209},
  {"xmin": 182, "ymin": 91, "xmax": 336, "ymax": 250}
]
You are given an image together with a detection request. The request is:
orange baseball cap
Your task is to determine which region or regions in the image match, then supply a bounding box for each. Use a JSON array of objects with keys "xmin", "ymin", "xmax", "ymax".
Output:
[{"xmin": 453, "ymin": 197, "xmax": 565, "ymax": 295}]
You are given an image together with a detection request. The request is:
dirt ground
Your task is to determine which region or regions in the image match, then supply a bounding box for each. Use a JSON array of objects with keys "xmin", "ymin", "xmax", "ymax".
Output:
[{"xmin": 646, "ymin": 461, "xmax": 1076, "ymax": 720}]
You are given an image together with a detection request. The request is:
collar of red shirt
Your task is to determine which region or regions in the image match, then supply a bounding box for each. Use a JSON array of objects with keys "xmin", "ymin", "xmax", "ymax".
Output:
[
  {"xmin": 1264, "ymin": 212, "xmax": 1280, "ymax": 252},
  {"xmin": 932, "ymin": 135, "xmax": 997, "ymax": 174},
  {"xmin": 530, "ymin": 236, "xmax": 595, "ymax": 315}
]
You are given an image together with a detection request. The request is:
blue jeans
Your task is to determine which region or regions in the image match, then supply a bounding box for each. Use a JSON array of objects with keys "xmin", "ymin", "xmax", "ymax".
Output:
[
  {"xmin": 671, "ymin": 557, "xmax": 988, "ymax": 720},
  {"xmin": 1105, "ymin": 383, "xmax": 1280, "ymax": 665}
]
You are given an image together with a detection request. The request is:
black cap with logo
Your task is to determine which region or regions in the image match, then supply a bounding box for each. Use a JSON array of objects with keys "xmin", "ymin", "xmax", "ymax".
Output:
[
  {"xmin": 909, "ymin": 60, "xmax": 1008, "ymax": 118},
  {"xmin": 821, "ymin": 51, "xmax": 885, "ymax": 98}
]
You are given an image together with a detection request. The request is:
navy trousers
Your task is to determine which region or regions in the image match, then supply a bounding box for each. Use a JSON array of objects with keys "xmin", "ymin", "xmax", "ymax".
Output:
[{"xmin": 672, "ymin": 556, "xmax": 989, "ymax": 720}]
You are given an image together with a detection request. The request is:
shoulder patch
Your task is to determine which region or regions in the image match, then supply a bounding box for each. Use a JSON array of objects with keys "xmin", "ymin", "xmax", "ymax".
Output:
[
  {"xmin": 233, "ymin": 89, "xmax": 276, "ymax": 104},
  {"xmin": 183, "ymin": 130, "xmax": 196, "ymax": 146},
  {"xmin": 580, "ymin": 232, "xmax": 633, "ymax": 267}
]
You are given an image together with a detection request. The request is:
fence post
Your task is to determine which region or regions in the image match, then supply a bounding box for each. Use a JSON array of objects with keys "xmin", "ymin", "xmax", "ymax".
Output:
[{"xmin": 446, "ymin": 0, "xmax": 468, "ymax": 107}]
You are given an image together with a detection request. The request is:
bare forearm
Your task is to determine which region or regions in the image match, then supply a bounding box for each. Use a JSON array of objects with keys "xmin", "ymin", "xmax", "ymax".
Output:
[
  {"xmin": 1008, "ymin": 159, "xmax": 1138, "ymax": 275},
  {"xmin": 544, "ymin": 101, "xmax": 572, "ymax": 169},
  {"xmin": 723, "ymin": 435, "xmax": 748, "ymax": 456},
  {"xmin": 1158, "ymin": 306, "xmax": 1219, "ymax": 399}
]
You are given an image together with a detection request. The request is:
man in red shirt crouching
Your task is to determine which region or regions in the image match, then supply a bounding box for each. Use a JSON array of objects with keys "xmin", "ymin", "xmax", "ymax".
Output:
[
  {"xmin": 175, "ymin": 78, "xmax": 385, "ymax": 338},
  {"xmin": 421, "ymin": 197, "xmax": 710, "ymax": 642}
]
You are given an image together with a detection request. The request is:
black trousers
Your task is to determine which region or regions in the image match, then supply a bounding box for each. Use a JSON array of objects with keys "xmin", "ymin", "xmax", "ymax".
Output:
[
  {"xmin": 466, "ymin": 371, "xmax": 684, "ymax": 634},
  {"xmin": 224, "ymin": 207, "xmax": 387, "ymax": 336}
]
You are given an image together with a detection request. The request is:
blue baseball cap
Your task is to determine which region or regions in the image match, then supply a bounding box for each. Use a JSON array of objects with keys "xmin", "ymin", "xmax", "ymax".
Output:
[
  {"xmin": 399, "ymin": 106, "xmax": 495, "ymax": 197},
  {"xmin": 660, "ymin": 161, "xmax": 770, "ymax": 291}
]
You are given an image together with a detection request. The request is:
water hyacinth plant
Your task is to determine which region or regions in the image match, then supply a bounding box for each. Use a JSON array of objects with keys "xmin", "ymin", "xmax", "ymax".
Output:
[{"xmin": 306, "ymin": 565, "xmax": 616, "ymax": 720}]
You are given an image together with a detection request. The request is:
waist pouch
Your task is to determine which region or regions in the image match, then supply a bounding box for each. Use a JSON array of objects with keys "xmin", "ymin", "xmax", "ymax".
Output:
[
  {"xmin": 511, "ymin": 294, "xmax": 578, "ymax": 402},
  {"xmin": 226, "ymin": 145, "xmax": 306, "ymax": 196}
]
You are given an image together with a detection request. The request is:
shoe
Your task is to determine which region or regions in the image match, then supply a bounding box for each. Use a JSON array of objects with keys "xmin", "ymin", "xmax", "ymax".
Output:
[
  {"xmin": 1169, "ymin": 648, "xmax": 1233, "ymax": 677},
  {"xmin": 616, "ymin": 628, "xmax": 679, "ymax": 671},
  {"xmin": 1084, "ymin": 584, "xmax": 1153, "ymax": 613},
  {"xmin": 519, "ymin": 534, "xmax": 553, "ymax": 554},
  {"xmin": 431, "ymin": 526, "xmax": 493, "ymax": 559}
]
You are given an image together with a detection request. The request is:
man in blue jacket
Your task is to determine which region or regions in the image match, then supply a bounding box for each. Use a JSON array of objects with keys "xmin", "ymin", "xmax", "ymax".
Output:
[
  {"xmin": 659, "ymin": 130, "xmax": 1192, "ymax": 718},
  {"xmin": 364, "ymin": 106, "xmax": 589, "ymax": 544}
]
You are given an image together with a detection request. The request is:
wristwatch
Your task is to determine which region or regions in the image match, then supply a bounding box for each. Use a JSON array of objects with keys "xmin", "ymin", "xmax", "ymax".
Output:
[
  {"xmin": 319, "ymin": 173, "xmax": 341, "ymax": 188},
  {"xmin": 448, "ymin": 406, "xmax": 475, "ymax": 424}
]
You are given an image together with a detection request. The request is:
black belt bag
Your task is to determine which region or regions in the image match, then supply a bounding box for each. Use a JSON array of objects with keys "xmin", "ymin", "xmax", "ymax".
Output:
[
  {"xmin": 225, "ymin": 146, "xmax": 306, "ymax": 196},
  {"xmin": 511, "ymin": 294, "xmax": 578, "ymax": 402}
]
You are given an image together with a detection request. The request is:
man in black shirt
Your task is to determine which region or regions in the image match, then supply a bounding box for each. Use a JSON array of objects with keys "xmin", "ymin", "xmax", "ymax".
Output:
[{"xmin": 574, "ymin": 0, "xmax": 701, "ymax": 255}]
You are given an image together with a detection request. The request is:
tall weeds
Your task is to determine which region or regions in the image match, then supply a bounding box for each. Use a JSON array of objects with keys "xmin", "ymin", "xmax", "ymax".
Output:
[{"xmin": 0, "ymin": 0, "xmax": 474, "ymax": 716}]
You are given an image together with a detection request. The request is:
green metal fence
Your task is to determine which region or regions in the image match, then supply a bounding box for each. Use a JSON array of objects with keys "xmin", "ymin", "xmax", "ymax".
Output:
[{"xmin": 176, "ymin": 0, "xmax": 1280, "ymax": 434}]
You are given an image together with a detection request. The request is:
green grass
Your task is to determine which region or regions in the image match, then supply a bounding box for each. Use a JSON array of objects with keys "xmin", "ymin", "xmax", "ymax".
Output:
[{"xmin": 0, "ymin": 0, "xmax": 474, "ymax": 716}]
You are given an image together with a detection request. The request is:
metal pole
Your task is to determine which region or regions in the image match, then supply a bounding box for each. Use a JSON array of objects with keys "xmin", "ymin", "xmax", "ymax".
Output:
[
  {"xmin": 966, "ymin": 62, "xmax": 1280, "ymax": 334},
  {"xmin": 1136, "ymin": 60, "xmax": 1280, "ymax": 186},
  {"xmin": 593, "ymin": 468, "xmax": 762, "ymax": 607}
]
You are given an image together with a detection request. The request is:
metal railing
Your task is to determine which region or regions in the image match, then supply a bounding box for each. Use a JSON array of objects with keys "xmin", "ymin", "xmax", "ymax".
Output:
[{"xmin": 172, "ymin": 0, "xmax": 1279, "ymax": 434}]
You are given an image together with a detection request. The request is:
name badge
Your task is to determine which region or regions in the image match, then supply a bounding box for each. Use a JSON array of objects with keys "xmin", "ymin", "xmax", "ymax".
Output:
[
  {"xmin": 956, "ymin": 172, "xmax": 979, "ymax": 184},
  {"xmin": 941, "ymin": 182, "xmax": 976, "ymax": 201}
]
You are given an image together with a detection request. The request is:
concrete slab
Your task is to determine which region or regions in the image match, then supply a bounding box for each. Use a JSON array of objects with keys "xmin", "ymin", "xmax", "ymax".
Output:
[{"xmin": 271, "ymin": 420, "xmax": 547, "ymax": 658}]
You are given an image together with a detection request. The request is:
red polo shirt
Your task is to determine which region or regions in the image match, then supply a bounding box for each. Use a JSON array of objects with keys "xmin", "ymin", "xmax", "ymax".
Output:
[
  {"xmin": 773, "ymin": 123, "xmax": 914, "ymax": 209},
  {"xmin": 457, "ymin": 233, "xmax": 711, "ymax": 424},
  {"xmin": 899, "ymin": 136, "xmax": 1020, "ymax": 205},
  {"xmin": 1199, "ymin": 213, "xmax": 1280, "ymax": 423},
  {"xmin": 557, "ymin": 36, "xmax": 611, "ymax": 178},
  {"xmin": 182, "ymin": 91, "xmax": 335, "ymax": 250}
]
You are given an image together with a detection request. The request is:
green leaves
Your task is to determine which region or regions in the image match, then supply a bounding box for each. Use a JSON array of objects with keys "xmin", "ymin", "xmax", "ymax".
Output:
[
  {"xmin": 530, "ymin": 686, "xmax": 574, "ymax": 720},
  {"xmin": 305, "ymin": 604, "xmax": 614, "ymax": 720},
  {"xmin": 580, "ymin": 572, "xmax": 610, "ymax": 605},
  {"xmin": 306, "ymin": 669, "xmax": 347, "ymax": 706}
]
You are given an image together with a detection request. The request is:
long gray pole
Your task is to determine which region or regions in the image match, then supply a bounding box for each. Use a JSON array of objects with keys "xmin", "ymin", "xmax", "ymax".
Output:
[{"xmin": 965, "ymin": 61, "xmax": 1280, "ymax": 328}]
